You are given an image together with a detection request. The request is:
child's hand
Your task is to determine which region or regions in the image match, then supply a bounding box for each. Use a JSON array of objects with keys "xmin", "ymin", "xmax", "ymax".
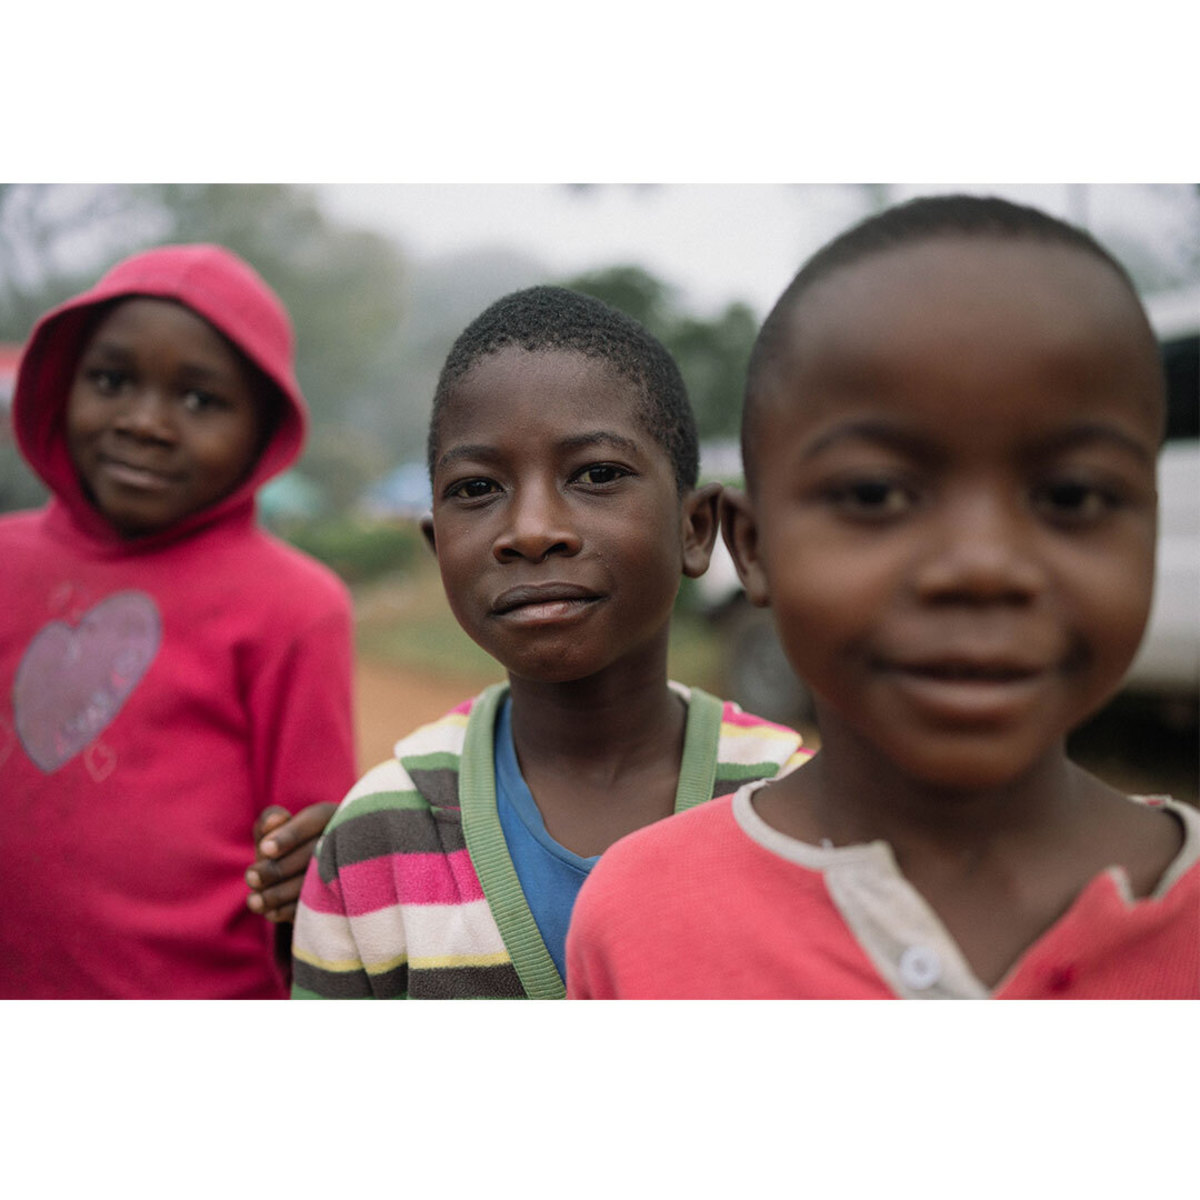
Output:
[{"xmin": 245, "ymin": 803, "xmax": 336, "ymax": 924}]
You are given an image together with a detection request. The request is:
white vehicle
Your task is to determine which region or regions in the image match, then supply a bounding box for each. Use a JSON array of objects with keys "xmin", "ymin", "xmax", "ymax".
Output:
[
  {"xmin": 700, "ymin": 284, "xmax": 1200, "ymax": 726},
  {"xmin": 1124, "ymin": 286, "xmax": 1200, "ymax": 716}
]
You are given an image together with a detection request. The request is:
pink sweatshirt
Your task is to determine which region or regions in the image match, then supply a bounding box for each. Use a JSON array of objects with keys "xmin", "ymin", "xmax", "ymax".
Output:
[{"xmin": 0, "ymin": 245, "xmax": 356, "ymax": 998}]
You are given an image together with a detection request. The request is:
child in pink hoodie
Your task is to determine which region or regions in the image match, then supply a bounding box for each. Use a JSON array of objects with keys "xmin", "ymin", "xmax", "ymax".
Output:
[{"xmin": 0, "ymin": 244, "xmax": 356, "ymax": 998}]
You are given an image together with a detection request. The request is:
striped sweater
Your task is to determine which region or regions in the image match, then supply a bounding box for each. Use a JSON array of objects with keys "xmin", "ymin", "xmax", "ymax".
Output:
[{"xmin": 291, "ymin": 682, "xmax": 808, "ymax": 999}]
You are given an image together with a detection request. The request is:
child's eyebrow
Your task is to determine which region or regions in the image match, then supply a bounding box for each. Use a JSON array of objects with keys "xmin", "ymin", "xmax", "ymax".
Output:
[
  {"xmin": 436, "ymin": 431, "xmax": 642, "ymax": 473},
  {"xmin": 174, "ymin": 363, "xmax": 234, "ymax": 385},
  {"xmin": 555, "ymin": 431, "xmax": 642, "ymax": 457},
  {"xmin": 802, "ymin": 420, "xmax": 935, "ymax": 460},
  {"xmin": 1034, "ymin": 423, "xmax": 1159, "ymax": 465},
  {"xmin": 435, "ymin": 443, "xmax": 503, "ymax": 472},
  {"xmin": 81, "ymin": 341, "xmax": 236, "ymax": 386},
  {"xmin": 801, "ymin": 418, "xmax": 1158, "ymax": 465},
  {"xmin": 79, "ymin": 340, "xmax": 135, "ymax": 362}
]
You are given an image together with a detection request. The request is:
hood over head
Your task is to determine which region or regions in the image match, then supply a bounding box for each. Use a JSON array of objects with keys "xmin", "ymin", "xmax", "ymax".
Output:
[{"xmin": 14, "ymin": 243, "xmax": 307, "ymax": 544}]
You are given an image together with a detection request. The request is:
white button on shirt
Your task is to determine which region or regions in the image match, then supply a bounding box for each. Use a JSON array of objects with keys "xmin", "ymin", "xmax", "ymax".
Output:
[{"xmin": 898, "ymin": 944, "xmax": 943, "ymax": 990}]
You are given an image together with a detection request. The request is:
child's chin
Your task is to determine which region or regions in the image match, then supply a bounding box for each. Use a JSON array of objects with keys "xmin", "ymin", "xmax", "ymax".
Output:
[
  {"xmin": 104, "ymin": 511, "xmax": 172, "ymax": 540},
  {"xmin": 508, "ymin": 663, "xmax": 598, "ymax": 686},
  {"xmin": 893, "ymin": 739, "xmax": 1061, "ymax": 794}
]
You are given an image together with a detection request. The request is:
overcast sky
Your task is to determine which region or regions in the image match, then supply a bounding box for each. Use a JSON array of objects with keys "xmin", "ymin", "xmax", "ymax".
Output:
[{"xmin": 317, "ymin": 183, "xmax": 1198, "ymax": 317}]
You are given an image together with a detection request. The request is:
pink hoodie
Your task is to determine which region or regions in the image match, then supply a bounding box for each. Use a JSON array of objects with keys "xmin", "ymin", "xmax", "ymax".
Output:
[
  {"xmin": 15, "ymin": 242, "xmax": 307, "ymax": 545},
  {"xmin": 0, "ymin": 245, "xmax": 356, "ymax": 998}
]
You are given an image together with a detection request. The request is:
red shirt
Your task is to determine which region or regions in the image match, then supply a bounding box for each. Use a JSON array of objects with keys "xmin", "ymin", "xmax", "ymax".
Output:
[{"xmin": 567, "ymin": 786, "xmax": 1200, "ymax": 1000}]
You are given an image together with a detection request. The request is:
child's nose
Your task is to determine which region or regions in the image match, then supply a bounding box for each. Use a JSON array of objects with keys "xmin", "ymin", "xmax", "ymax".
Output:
[
  {"xmin": 493, "ymin": 483, "xmax": 582, "ymax": 563},
  {"xmin": 915, "ymin": 490, "xmax": 1046, "ymax": 603},
  {"xmin": 113, "ymin": 387, "xmax": 175, "ymax": 441}
]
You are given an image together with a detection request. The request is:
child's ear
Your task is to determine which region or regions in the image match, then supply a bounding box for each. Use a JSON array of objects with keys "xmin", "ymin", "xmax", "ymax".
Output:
[
  {"xmin": 680, "ymin": 481, "xmax": 721, "ymax": 579},
  {"xmin": 419, "ymin": 515, "xmax": 437, "ymax": 556},
  {"xmin": 720, "ymin": 488, "xmax": 770, "ymax": 606}
]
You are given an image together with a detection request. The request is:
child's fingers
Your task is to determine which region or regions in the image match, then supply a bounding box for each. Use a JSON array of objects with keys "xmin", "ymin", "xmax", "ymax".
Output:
[
  {"xmin": 246, "ymin": 803, "xmax": 335, "ymax": 924},
  {"xmin": 246, "ymin": 839, "xmax": 318, "ymax": 892},
  {"xmin": 252, "ymin": 805, "xmax": 291, "ymax": 846},
  {"xmin": 245, "ymin": 874, "xmax": 304, "ymax": 923},
  {"xmin": 256, "ymin": 802, "xmax": 336, "ymax": 859}
]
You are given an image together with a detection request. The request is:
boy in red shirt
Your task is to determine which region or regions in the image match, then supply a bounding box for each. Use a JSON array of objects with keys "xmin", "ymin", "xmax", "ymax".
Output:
[
  {"xmin": 0, "ymin": 245, "xmax": 356, "ymax": 997},
  {"xmin": 566, "ymin": 194, "xmax": 1198, "ymax": 999}
]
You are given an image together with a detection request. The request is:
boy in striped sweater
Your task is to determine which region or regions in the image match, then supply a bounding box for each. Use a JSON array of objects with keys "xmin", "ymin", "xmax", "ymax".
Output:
[{"xmin": 291, "ymin": 287, "xmax": 807, "ymax": 998}]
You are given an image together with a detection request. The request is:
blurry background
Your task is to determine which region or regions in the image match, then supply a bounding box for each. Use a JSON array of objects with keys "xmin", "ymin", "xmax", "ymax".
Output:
[{"xmin": 1, "ymin": 182, "xmax": 1196, "ymax": 797}]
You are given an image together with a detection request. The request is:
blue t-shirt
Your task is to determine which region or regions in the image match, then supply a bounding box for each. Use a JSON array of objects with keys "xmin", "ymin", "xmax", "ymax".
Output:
[{"xmin": 494, "ymin": 697, "xmax": 600, "ymax": 980}]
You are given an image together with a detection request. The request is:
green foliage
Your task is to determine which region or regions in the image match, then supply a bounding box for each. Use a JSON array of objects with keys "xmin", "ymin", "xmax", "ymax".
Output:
[
  {"xmin": 282, "ymin": 517, "xmax": 422, "ymax": 585},
  {"xmin": 668, "ymin": 303, "xmax": 758, "ymax": 440},
  {"xmin": 563, "ymin": 264, "xmax": 677, "ymax": 331},
  {"xmin": 0, "ymin": 437, "xmax": 46, "ymax": 513},
  {"xmin": 301, "ymin": 426, "xmax": 391, "ymax": 516},
  {"xmin": 560, "ymin": 264, "xmax": 758, "ymax": 443}
]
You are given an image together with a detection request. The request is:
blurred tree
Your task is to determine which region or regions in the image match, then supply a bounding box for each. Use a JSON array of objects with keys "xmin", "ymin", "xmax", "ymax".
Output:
[
  {"xmin": 0, "ymin": 183, "xmax": 410, "ymax": 515},
  {"xmin": 302, "ymin": 425, "xmax": 392, "ymax": 515},
  {"xmin": 561, "ymin": 264, "xmax": 677, "ymax": 332},
  {"xmin": 143, "ymin": 186, "xmax": 408, "ymax": 439},
  {"xmin": 667, "ymin": 303, "xmax": 759, "ymax": 440},
  {"xmin": 0, "ymin": 184, "xmax": 135, "ymax": 338},
  {"xmin": 0, "ymin": 437, "xmax": 47, "ymax": 513},
  {"xmin": 561, "ymin": 264, "xmax": 757, "ymax": 444},
  {"xmin": 386, "ymin": 247, "xmax": 548, "ymax": 465}
]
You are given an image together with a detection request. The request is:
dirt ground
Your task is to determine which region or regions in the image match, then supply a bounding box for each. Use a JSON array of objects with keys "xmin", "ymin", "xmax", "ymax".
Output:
[{"xmin": 353, "ymin": 657, "xmax": 497, "ymax": 769}]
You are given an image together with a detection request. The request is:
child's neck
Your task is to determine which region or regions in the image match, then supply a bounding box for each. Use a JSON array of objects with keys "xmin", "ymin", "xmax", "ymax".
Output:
[
  {"xmin": 504, "ymin": 653, "xmax": 688, "ymax": 857},
  {"xmin": 800, "ymin": 729, "xmax": 1081, "ymax": 856},
  {"xmin": 758, "ymin": 720, "xmax": 1184, "ymax": 989},
  {"xmin": 505, "ymin": 635, "xmax": 680, "ymax": 763}
]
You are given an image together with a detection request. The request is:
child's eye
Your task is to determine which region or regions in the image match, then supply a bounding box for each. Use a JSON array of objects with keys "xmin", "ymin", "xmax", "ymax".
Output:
[
  {"xmin": 573, "ymin": 464, "xmax": 630, "ymax": 486},
  {"xmin": 827, "ymin": 478, "xmax": 917, "ymax": 520},
  {"xmin": 181, "ymin": 389, "xmax": 225, "ymax": 414},
  {"xmin": 445, "ymin": 478, "xmax": 499, "ymax": 501},
  {"xmin": 1032, "ymin": 480, "xmax": 1121, "ymax": 525},
  {"xmin": 86, "ymin": 368, "xmax": 129, "ymax": 395}
]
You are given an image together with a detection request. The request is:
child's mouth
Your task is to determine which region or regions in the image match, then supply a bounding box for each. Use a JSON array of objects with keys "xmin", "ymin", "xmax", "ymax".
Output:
[
  {"xmin": 885, "ymin": 657, "xmax": 1048, "ymax": 722},
  {"xmin": 500, "ymin": 598, "xmax": 598, "ymax": 623},
  {"xmin": 491, "ymin": 584, "xmax": 602, "ymax": 620},
  {"xmin": 99, "ymin": 458, "xmax": 175, "ymax": 491},
  {"xmin": 903, "ymin": 662, "xmax": 1038, "ymax": 682}
]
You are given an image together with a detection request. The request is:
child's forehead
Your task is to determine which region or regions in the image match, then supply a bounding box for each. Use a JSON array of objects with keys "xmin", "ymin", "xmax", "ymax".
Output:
[
  {"xmin": 85, "ymin": 296, "xmax": 238, "ymax": 359},
  {"xmin": 442, "ymin": 346, "xmax": 645, "ymax": 426},
  {"xmin": 745, "ymin": 236, "xmax": 1165, "ymax": 463},
  {"xmin": 460, "ymin": 343, "xmax": 635, "ymax": 390},
  {"xmin": 771, "ymin": 238, "xmax": 1159, "ymax": 400},
  {"xmin": 797, "ymin": 236, "xmax": 1144, "ymax": 339}
]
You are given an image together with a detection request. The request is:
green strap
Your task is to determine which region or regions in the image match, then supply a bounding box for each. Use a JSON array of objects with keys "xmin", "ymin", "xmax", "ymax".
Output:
[
  {"xmin": 460, "ymin": 683, "xmax": 566, "ymax": 1000},
  {"xmin": 673, "ymin": 686, "xmax": 723, "ymax": 813},
  {"xmin": 459, "ymin": 683, "xmax": 724, "ymax": 999}
]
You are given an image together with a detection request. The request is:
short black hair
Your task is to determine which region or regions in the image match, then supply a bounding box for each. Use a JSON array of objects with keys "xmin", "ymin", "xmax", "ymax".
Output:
[
  {"xmin": 743, "ymin": 193, "xmax": 1151, "ymax": 481},
  {"xmin": 428, "ymin": 285, "xmax": 699, "ymax": 492}
]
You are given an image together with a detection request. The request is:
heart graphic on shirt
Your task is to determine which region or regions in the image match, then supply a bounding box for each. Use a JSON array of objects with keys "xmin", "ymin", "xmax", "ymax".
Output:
[{"xmin": 13, "ymin": 590, "xmax": 162, "ymax": 773}]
